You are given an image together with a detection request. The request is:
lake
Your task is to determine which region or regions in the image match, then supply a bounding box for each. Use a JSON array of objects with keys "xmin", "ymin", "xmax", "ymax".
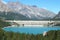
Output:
[{"xmin": 3, "ymin": 26, "xmax": 60, "ymax": 34}]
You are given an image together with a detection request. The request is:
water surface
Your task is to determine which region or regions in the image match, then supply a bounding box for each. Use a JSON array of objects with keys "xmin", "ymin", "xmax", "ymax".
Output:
[{"xmin": 3, "ymin": 26, "xmax": 60, "ymax": 34}]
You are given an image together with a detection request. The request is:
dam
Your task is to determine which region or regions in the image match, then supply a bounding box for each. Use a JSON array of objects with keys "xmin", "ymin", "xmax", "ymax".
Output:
[{"xmin": 5, "ymin": 20, "xmax": 60, "ymax": 26}]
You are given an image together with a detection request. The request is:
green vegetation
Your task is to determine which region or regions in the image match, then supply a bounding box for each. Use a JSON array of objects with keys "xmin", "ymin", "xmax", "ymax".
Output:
[{"xmin": 0, "ymin": 19, "xmax": 10, "ymax": 28}]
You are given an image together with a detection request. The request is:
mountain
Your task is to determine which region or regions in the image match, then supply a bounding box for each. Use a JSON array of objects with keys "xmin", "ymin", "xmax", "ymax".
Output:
[
  {"xmin": 7, "ymin": 2, "xmax": 56, "ymax": 20},
  {"xmin": 0, "ymin": 1, "xmax": 56, "ymax": 20},
  {"xmin": 0, "ymin": 1, "xmax": 31, "ymax": 20},
  {"xmin": 54, "ymin": 11, "xmax": 60, "ymax": 20}
]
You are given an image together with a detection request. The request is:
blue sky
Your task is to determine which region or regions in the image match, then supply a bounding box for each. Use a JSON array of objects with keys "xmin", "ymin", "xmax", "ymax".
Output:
[{"xmin": 3, "ymin": 0, "xmax": 60, "ymax": 14}]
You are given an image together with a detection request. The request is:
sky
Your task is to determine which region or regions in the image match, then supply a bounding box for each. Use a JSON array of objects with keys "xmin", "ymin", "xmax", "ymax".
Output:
[{"xmin": 3, "ymin": 0, "xmax": 60, "ymax": 14}]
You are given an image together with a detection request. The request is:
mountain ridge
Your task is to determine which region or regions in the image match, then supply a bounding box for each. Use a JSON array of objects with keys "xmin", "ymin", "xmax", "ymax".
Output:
[
  {"xmin": 54, "ymin": 11, "xmax": 60, "ymax": 20},
  {"xmin": 0, "ymin": 0, "xmax": 56, "ymax": 20}
]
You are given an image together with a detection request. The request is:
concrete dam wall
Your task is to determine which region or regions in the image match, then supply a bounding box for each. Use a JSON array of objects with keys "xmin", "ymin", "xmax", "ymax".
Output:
[{"xmin": 5, "ymin": 20, "xmax": 57, "ymax": 26}]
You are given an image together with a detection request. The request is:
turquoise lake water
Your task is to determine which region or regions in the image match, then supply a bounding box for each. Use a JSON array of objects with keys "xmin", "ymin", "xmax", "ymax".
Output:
[{"xmin": 3, "ymin": 26, "xmax": 60, "ymax": 34}]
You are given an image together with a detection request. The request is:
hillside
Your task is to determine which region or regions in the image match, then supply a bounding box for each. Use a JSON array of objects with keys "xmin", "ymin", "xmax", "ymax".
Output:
[
  {"xmin": 0, "ymin": 11, "xmax": 31, "ymax": 20},
  {"xmin": 0, "ymin": 19, "xmax": 10, "ymax": 28}
]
